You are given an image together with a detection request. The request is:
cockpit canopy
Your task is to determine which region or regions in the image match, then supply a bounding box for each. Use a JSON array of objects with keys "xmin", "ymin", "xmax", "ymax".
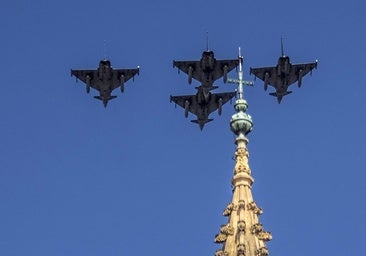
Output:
[
  {"xmin": 278, "ymin": 56, "xmax": 290, "ymax": 65},
  {"xmin": 202, "ymin": 50, "xmax": 214, "ymax": 58},
  {"xmin": 200, "ymin": 50, "xmax": 216, "ymax": 71},
  {"xmin": 99, "ymin": 59, "xmax": 111, "ymax": 67}
]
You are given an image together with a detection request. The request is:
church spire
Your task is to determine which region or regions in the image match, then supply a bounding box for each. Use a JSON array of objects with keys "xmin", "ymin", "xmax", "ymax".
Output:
[{"xmin": 214, "ymin": 49, "xmax": 271, "ymax": 256}]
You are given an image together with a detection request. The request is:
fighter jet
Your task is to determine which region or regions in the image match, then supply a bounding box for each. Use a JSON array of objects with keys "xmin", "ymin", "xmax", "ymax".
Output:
[
  {"xmin": 71, "ymin": 59, "xmax": 139, "ymax": 107},
  {"xmin": 250, "ymin": 39, "xmax": 318, "ymax": 103},
  {"xmin": 173, "ymin": 46, "xmax": 239, "ymax": 90},
  {"xmin": 170, "ymin": 86, "xmax": 236, "ymax": 130}
]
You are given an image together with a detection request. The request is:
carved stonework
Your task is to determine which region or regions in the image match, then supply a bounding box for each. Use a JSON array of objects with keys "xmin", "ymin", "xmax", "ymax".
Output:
[
  {"xmin": 250, "ymin": 223, "xmax": 263, "ymax": 234},
  {"xmin": 256, "ymin": 247, "xmax": 269, "ymax": 256},
  {"xmin": 257, "ymin": 231, "xmax": 272, "ymax": 241},
  {"xmin": 236, "ymin": 147, "xmax": 249, "ymax": 158},
  {"xmin": 221, "ymin": 224, "xmax": 234, "ymax": 236},
  {"xmin": 238, "ymin": 200, "xmax": 245, "ymax": 210},
  {"xmin": 214, "ymin": 224, "xmax": 234, "ymax": 243},
  {"xmin": 237, "ymin": 243, "xmax": 246, "ymax": 256},
  {"xmin": 215, "ymin": 250, "xmax": 229, "ymax": 256},
  {"xmin": 223, "ymin": 203, "xmax": 236, "ymax": 216},
  {"xmin": 247, "ymin": 201, "xmax": 263, "ymax": 215},
  {"xmin": 234, "ymin": 148, "xmax": 251, "ymax": 175},
  {"xmin": 237, "ymin": 220, "xmax": 246, "ymax": 233},
  {"xmin": 214, "ymin": 233, "xmax": 227, "ymax": 243}
]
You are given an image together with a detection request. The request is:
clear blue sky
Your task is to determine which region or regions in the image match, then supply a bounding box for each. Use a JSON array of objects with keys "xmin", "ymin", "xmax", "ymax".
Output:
[{"xmin": 1, "ymin": 0, "xmax": 365, "ymax": 255}]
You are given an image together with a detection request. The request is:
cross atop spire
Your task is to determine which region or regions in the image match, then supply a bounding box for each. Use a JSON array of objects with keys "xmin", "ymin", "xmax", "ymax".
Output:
[
  {"xmin": 227, "ymin": 48, "xmax": 254, "ymax": 100},
  {"xmin": 227, "ymin": 48, "xmax": 254, "ymax": 139}
]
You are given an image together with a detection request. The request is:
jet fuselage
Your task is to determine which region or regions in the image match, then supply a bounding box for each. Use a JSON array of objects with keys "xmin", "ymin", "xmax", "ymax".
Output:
[
  {"xmin": 94, "ymin": 60, "xmax": 115, "ymax": 107},
  {"xmin": 195, "ymin": 86, "xmax": 212, "ymax": 105},
  {"xmin": 199, "ymin": 51, "xmax": 216, "ymax": 88},
  {"xmin": 276, "ymin": 56, "xmax": 291, "ymax": 76},
  {"xmin": 71, "ymin": 59, "xmax": 139, "ymax": 107},
  {"xmin": 98, "ymin": 60, "xmax": 113, "ymax": 81}
]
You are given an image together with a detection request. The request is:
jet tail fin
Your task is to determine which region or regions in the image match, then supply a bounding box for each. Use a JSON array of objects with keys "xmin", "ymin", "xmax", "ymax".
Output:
[
  {"xmin": 191, "ymin": 119, "xmax": 214, "ymax": 130},
  {"xmin": 269, "ymin": 91, "xmax": 292, "ymax": 104},
  {"xmin": 190, "ymin": 119, "xmax": 214, "ymax": 124},
  {"xmin": 269, "ymin": 91, "xmax": 292, "ymax": 97},
  {"xmin": 195, "ymin": 86, "xmax": 218, "ymax": 91},
  {"xmin": 93, "ymin": 95, "xmax": 117, "ymax": 101}
]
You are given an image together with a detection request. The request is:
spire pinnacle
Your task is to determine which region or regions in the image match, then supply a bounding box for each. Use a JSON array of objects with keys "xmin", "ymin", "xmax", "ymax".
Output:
[
  {"xmin": 227, "ymin": 47, "xmax": 254, "ymax": 137},
  {"xmin": 214, "ymin": 48, "xmax": 271, "ymax": 256},
  {"xmin": 227, "ymin": 48, "xmax": 253, "ymax": 100}
]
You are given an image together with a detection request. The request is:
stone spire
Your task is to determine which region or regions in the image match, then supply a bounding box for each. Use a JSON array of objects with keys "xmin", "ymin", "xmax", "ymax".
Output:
[{"xmin": 214, "ymin": 48, "xmax": 272, "ymax": 256}]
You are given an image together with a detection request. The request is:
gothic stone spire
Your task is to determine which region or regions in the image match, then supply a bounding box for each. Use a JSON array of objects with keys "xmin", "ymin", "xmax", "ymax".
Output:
[{"xmin": 214, "ymin": 49, "xmax": 271, "ymax": 256}]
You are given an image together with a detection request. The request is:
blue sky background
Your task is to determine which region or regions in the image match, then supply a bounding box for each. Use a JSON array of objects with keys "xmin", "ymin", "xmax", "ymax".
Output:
[{"xmin": 1, "ymin": 0, "xmax": 365, "ymax": 255}]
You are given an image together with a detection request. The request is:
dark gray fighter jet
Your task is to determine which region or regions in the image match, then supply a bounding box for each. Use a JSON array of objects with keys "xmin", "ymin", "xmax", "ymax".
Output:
[
  {"xmin": 173, "ymin": 48, "xmax": 239, "ymax": 90},
  {"xmin": 250, "ymin": 40, "xmax": 317, "ymax": 103},
  {"xmin": 170, "ymin": 87, "xmax": 235, "ymax": 130},
  {"xmin": 71, "ymin": 59, "xmax": 139, "ymax": 107}
]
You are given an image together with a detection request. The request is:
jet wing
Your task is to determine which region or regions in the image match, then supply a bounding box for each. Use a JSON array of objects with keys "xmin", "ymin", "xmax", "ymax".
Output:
[
  {"xmin": 71, "ymin": 67, "xmax": 139, "ymax": 91},
  {"xmin": 250, "ymin": 61, "xmax": 318, "ymax": 87},
  {"xmin": 206, "ymin": 92, "xmax": 236, "ymax": 115},
  {"xmin": 173, "ymin": 60, "xmax": 202, "ymax": 82},
  {"xmin": 110, "ymin": 68, "xmax": 140, "ymax": 90},
  {"xmin": 170, "ymin": 94, "xmax": 198, "ymax": 114},
  {"xmin": 249, "ymin": 66, "xmax": 278, "ymax": 87},
  {"xmin": 173, "ymin": 59, "xmax": 239, "ymax": 83},
  {"xmin": 170, "ymin": 91, "xmax": 235, "ymax": 117},
  {"xmin": 286, "ymin": 61, "xmax": 318, "ymax": 85},
  {"xmin": 211, "ymin": 59, "xmax": 239, "ymax": 82},
  {"xmin": 71, "ymin": 69, "xmax": 100, "ymax": 89}
]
